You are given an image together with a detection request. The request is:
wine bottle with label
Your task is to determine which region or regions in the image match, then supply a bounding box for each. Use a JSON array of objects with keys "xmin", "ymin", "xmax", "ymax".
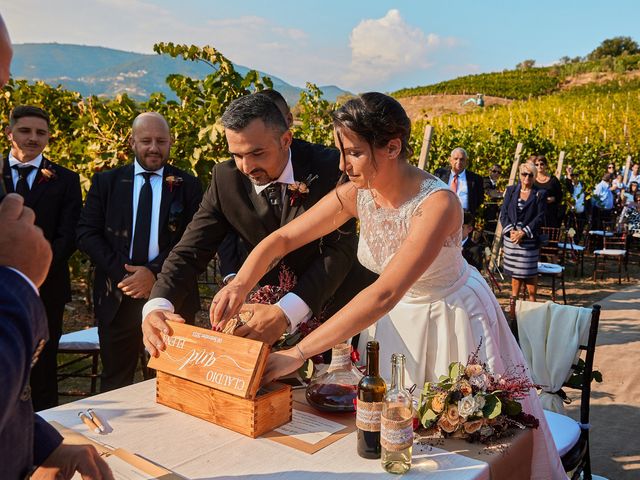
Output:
[
  {"xmin": 356, "ymin": 341, "xmax": 386, "ymax": 459},
  {"xmin": 380, "ymin": 353, "xmax": 413, "ymax": 474}
]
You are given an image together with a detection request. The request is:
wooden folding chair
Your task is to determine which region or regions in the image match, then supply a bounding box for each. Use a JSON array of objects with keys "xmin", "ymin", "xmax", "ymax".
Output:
[{"xmin": 593, "ymin": 233, "xmax": 629, "ymax": 284}]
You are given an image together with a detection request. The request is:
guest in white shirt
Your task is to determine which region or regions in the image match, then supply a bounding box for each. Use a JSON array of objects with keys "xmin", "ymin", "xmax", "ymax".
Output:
[{"xmin": 591, "ymin": 173, "xmax": 615, "ymax": 230}]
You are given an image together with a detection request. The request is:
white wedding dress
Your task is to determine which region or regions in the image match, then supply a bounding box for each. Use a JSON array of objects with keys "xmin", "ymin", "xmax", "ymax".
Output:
[{"xmin": 356, "ymin": 175, "xmax": 566, "ymax": 479}]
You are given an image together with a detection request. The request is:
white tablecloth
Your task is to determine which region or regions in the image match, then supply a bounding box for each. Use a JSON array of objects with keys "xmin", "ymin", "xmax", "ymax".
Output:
[{"xmin": 39, "ymin": 380, "xmax": 489, "ymax": 479}]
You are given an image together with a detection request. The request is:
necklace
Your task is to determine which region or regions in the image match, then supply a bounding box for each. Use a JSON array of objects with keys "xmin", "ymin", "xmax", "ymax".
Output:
[{"xmin": 521, "ymin": 188, "xmax": 531, "ymax": 193}]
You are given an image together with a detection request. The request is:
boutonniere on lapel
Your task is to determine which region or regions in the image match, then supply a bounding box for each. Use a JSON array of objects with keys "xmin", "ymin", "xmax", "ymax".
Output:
[
  {"xmin": 167, "ymin": 200, "xmax": 184, "ymax": 233},
  {"xmin": 165, "ymin": 175, "xmax": 183, "ymax": 192},
  {"xmin": 288, "ymin": 174, "xmax": 318, "ymax": 206},
  {"xmin": 37, "ymin": 160, "xmax": 57, "ymax": 184}
]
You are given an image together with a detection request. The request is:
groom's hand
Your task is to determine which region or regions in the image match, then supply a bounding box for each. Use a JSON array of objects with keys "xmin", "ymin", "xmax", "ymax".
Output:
[
  {"xmin": 235, "ymin": 303, "xmax": 289, "ymax": 345},
  {"xmin": 142, "ymin": 310, "xmax": 185, "ymax": 357}
]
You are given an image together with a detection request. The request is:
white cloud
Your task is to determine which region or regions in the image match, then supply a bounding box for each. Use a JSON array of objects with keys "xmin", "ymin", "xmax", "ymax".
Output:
[{"xmin": 343, "ymin": 9, "xmax": 458, "ymax": 90}]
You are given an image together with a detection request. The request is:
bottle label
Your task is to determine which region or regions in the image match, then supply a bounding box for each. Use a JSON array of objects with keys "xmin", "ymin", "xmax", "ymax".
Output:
[
  {"xmin": 327, "ymin": 344, "xmax": 352, "ymax": 372},
  {"xmin": 380, "ymin": 408, "xmax": 414, "ymax": 452},
  {"xmin": 356, "ymin": 400, "xmax": 383, "ymax": 432}
]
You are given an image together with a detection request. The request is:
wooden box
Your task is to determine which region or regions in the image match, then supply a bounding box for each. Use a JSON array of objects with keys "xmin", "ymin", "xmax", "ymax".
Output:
[{"xmin": 148, "ymin": 321, "xmax": 292, "ymax": 438}]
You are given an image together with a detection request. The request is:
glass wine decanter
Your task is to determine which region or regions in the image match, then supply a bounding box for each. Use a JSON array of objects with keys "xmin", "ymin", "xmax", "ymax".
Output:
[{"xmin": 305, "ymin": 343, "xmax": 363, "ymax": 413}]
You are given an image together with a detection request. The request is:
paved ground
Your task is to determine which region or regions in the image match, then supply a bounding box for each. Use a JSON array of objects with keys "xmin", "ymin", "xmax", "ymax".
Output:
[{"xmin": 566, "ymin": 283, "xmax": 640, "ymax": 479}]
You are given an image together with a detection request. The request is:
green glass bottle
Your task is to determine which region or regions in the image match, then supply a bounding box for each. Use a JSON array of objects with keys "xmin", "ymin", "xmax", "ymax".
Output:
[
  {"xmin": 380, "ymin": 353, "xmax": 413, "ymax": 474},
  {"xmin": 356, "ymin": 341, "xmax": 386, "ymax": 459}
]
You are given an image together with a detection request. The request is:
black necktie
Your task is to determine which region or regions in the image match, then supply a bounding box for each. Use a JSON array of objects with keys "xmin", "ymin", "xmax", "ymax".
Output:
[
  {"xmin": 12, "ymin": 165, "xmax": 37, "ymax": 197},
  {"xmin": 132, "ymin": 172, "xmax": 154, "ymax": 265},
  {"xmin": 264, "ymin": 183, "xmax": 283, "ymax": 222}
]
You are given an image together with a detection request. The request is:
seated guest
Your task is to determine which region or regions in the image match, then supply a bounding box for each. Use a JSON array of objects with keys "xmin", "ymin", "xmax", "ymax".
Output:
[
  {"xmin": 461, "ymin": 212, "xmax": 484, "ymax": 271},
  {"xmin": 77, "ymin": 112, "xmax": 203, "ymax": 392}
]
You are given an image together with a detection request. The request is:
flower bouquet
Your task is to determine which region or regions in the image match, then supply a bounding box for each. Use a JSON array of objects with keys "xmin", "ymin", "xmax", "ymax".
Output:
[{"xmin": 417, "ymin": 346, "xmax": 539, "ymax": 443}]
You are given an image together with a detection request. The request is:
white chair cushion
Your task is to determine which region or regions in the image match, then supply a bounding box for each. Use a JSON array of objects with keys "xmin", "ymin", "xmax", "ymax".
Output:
[
  {"xmin": 588, "ymin": 230, "xmax": 614, "ymax": 237},
  {"xmin": 593, "ymin": 249, "xmax": 626, "ymax": 256},
  {"xmin": 59, "ymin": 327, "xmax": 100, "ymax": 351},
  {"xmin": 538, "ymin": 262, "xmax": 564, "ymax": 274},
  {"xmin": 544, "ymin": 410, "xmax": 581, "ymax": 456},
  {"xmin": 558, "ymin": 242, "xmax": 585, "ymax": 252}
]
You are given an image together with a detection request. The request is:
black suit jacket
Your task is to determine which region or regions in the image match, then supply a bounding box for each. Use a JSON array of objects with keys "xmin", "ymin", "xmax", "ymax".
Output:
[
  {"xmin": 0, "ymin": 267, "xmax": 63, "ymax": 479},
  {"xmin": 434, "ymin": 167, "xmax": 485, "ymax": 216},
  {"xmin": 499, "ymin": 184, "xmax": 547, "ymax": 241},
  {"xmin": 77, "ymin": 163, "xmax": 203, "ymax": 324},
  {"xmin": 3, "ymin": 156, "xmax": 82, "ymax": 307},
  {"xmin": 151, "ymin": 139, "xmax": 363, "ymax": 317}
]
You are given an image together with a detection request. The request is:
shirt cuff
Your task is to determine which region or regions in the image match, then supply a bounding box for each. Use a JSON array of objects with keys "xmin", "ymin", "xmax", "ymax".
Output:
[
  {"xmin": 6, "ymin": 267, "xmax": 39, "ymax": 295},
  {"xmin": 223, "ymin": 273, "xmax": 237, "ymax": 285},
  {"xmin": 275, "ymin": 293, "xmax": 312, "ymax": 333},
  {"xmin": 142, "ymin": 297, "xmax": 175, "ymax": 323}
]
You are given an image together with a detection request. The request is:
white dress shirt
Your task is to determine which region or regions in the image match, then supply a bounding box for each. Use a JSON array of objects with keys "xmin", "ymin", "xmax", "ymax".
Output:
[
  {"xmin": 448, "ymin": 169, "xmax": 469, "ymax": 210},
  {"xmin": 142, "ymin": 149, "xmax": 313, "ymax": 332},
  {"xmin": 129, "ymin": 160, "xmax": 164, "ymax": 263},
  {"xmin": 8, "ymin": 153, "xmax": 42, "ymax": 189}
]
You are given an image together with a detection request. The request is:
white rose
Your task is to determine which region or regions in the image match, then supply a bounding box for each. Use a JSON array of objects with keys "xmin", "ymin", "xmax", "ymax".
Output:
[{"xmin": 458, "ymin": 395, "xmax": 476, "ymax": 418}]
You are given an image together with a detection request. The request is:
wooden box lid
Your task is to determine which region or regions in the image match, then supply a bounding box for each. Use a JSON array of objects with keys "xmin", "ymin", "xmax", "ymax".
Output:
[{"xmin": 148, "ymin": 321, "xmax": 270, "ymax": 400}]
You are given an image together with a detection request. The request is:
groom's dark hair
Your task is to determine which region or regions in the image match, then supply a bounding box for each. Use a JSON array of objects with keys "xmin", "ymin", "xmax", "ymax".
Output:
[{"xmin": 221, "ymin": 93, "xmax": 288, "ymax": 135}]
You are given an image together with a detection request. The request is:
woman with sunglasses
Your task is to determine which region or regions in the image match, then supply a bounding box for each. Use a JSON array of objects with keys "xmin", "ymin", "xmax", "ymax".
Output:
[
  {"xmin": 499, "ymin": 162, "xmax": 547, "ymax": 301},
  {"xmin": 532, "ymin": 155, "xmax": 562, "ymax": 228}
]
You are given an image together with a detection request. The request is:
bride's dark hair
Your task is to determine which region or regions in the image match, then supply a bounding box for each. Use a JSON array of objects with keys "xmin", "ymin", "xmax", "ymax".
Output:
[{"xmin": 332, "ymin": 92, "xmax": 413, "ymax": 172}]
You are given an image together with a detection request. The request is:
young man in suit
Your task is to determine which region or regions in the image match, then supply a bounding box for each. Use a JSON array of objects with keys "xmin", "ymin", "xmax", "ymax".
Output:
[
  {"xmin": 142, "ymin": 93, "xmax": 374, "ymax": 356},
  {"xmin": 77, "ymin": 112, "xmax": 203, "ymax": 392},
  {"xmin": 434, "ymin": 147, "xmax": 485, "ymax": 216},
  {"xmin": 3, "ymin": 105, "xmax": 82, "ymax": 410}
]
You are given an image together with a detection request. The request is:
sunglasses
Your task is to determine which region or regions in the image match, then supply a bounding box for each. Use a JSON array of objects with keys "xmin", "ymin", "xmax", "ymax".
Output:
[
  {"xmin": 534, "ymin": 162, "xmax": 546, "ymax": 166},
  {"xmin": 608, "ymin": 166, "xmax": 615, "ymax": 168},
  {"xmin": 520, "ymin": 172, "xmax": 534, "ymax": 178},
  {"xmin": 490, "ymin": 169, "xmax": 501, "ymax": 173}
]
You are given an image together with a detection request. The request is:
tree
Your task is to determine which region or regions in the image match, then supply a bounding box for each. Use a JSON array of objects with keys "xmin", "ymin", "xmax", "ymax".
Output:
[
  {"xmin": 589, "ymin": 36, "xmax": 640, "ymax": 60},
  {"xmin": 516, "ymin": 59, "xmax": 536, "ymax": 70}
]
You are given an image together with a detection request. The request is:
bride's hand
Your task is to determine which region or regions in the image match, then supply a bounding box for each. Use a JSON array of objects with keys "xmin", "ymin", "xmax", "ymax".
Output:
[
  {"xmin": 210, "ymin": 280, "xmax": 250, "ymax": 331},
  {"xmin": 261, "ymin": 348, "xmax": 305, "ymax": 386}
]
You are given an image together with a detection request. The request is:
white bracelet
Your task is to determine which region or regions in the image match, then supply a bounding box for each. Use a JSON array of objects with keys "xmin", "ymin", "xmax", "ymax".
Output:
[{"xmin": 294, "ymin": 344, "xmax": 306, "ymax": 362}]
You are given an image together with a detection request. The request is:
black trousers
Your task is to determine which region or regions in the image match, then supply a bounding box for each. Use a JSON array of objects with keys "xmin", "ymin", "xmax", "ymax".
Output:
[
  {"xmin": 30, "ymin": 300, "xmax": 64, "ymax": 411},
  {"xmin": 98, "ymin": 296, "xmax": 145, "ymax": 393}
]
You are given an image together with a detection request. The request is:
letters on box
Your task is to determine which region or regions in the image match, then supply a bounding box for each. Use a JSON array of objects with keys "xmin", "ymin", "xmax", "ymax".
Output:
[{"xmin": 148, "ymin": 321, "xmax": 270, "ymax": 399}]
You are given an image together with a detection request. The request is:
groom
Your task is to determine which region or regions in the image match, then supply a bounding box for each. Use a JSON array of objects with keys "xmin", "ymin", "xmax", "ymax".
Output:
[{"xmin": 143, "ymin": 93, "xmax": 374, "ymax": 354}]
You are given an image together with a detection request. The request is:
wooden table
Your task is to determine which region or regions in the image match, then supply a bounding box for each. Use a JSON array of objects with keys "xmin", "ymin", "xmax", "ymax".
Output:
[{"xmin": 39, "ymin": 380, "xmax": 532, "ymax": 479}]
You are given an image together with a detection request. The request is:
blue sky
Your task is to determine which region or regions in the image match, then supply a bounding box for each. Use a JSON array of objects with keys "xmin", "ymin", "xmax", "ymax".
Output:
[{"xmin": 3, "ymin": 0, "xmax": 640, "ymax": 92}]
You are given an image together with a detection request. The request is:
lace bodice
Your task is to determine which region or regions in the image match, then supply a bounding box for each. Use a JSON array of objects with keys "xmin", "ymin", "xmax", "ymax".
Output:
[{"xmin": 357, "ymin": 175, "xmax": 467, "ymax": 297}]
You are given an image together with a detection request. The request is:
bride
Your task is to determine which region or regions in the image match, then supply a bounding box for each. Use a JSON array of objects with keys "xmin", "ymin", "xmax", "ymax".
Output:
[{"xmin": 212, "ymin": 92, "xmax": 565, "ymax": 479}]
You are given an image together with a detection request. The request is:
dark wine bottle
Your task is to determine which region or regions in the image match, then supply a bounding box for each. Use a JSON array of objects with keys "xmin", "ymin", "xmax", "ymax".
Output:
[{"xmin": 356, "ymin": 341, "xmax": 386, "ymax": 459}]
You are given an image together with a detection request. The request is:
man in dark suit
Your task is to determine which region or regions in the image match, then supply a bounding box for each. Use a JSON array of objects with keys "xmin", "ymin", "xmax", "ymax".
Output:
[
  {"xmin": 0, "ymin": 192, "xmax": 113, "ymax": 479},
  {"xmin": 482, "ymin": 163, "xmax": 503, "ymax": 232},
  {"xmin": 142, "ymin": 93, "xmax": 373, "ymax": 355},
  {"xmin": 3, "ymin": 105, "xmax": 82, "ymax": 410},
  {"xmin": 77, "ymin": 112, "xmax": 203, "ymax": 392},
  {"xmin": 434, "ymin": 147, "xmax": 484, "ymax": 216},
  {"xmin": 461, "ymin": 212, "xmax": 484, "ymax": 271}
]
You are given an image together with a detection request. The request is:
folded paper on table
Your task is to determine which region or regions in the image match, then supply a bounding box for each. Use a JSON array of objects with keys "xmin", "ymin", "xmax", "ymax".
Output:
[{"xmin": 264, "ymin": 390, "xmax": 356, "ymax": 454}]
